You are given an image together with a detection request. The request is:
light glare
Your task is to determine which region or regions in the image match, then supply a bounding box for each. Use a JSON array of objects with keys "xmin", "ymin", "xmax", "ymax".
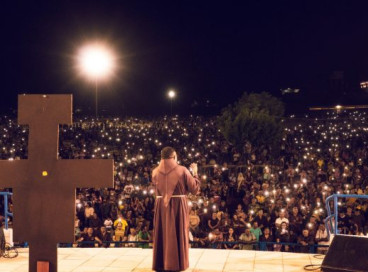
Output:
[
  {"xmin": 78, "ymin": 44, "xmax": 115, "ymax": 79},
  {"xmin": 168, "ymin": 90, "xmax": 176, "ymax": 98}
]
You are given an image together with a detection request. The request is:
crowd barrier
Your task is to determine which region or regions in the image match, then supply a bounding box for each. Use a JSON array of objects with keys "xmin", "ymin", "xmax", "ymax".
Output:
[
  {"xmin": 0, "ymin": 192, "xmax": 13, "ymax": 229},
  {"xmin": 52, "ymin": 240, "xmax": 329, "ymax": 254}
]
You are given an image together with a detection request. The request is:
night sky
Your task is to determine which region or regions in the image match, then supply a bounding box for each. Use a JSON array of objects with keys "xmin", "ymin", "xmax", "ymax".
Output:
[{"xmin": 1, "ymin": 1, "xmax": 368, "ymax": 116}]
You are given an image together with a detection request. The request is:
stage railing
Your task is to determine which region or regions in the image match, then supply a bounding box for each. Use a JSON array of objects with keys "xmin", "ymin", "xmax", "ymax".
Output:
[
  {"xmin": 55, "ymin": 240, "xmax": 329, "ymax": 253},
  {"xmin": 0, "ymin": 192, "xmax": 13, "ymax": 229},
  {"xmin": 325, "ymin": 193, "xmax": 368, "ymax": 237}
]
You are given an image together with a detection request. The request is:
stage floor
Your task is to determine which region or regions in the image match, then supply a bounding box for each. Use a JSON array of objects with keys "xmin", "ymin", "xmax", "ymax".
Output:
[{"xmin": 0, "ymin": 248, "xmax": 324, "ymax": 272}]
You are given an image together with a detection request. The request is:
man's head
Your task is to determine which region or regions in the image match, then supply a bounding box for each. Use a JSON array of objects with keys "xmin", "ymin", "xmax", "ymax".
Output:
[
  {"xmin": 292, "ymin": 206, "xmax": 298, "ymax": 214},
  {"xmin": 346, "ymin": 207, "xmax": 353, "ymax": 215},
  {"xmin": 100, "ymin": 226, "xmax": 106, "ymax": 234},
  {"xmin": 87, "ymin": 227, "xmax": 94, "ymax": 236},
  {"xmin": 161, "ymin": 146, "xmax": 177, "ymax": 161},
  {"xmin": 302, "ymin": 229, "xmax": 309, "ymax": 237},
  {"xmin": 281, "ymin": 222, "xmax": 287, "ymax": 229}
]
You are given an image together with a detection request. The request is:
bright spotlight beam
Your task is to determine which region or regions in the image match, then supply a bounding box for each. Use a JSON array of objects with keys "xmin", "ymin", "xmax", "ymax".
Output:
[
  {"xmin": 78, "ymin": 44, "xmax": 115, "ymax": 79},
  {"xmin": 168, "ymin": 90, "xmax": 176, "ymax": 99}
]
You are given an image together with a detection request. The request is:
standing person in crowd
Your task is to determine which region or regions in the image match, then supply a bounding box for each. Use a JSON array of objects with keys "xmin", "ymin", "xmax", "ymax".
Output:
[
  {"xmin": 298, "ymin": 229, "xmax": 314, "ymax": 253},
  {"xmin": 189, "ymin": 209, "xmax": 200, "ymax": 234},
  {"xmin": 84, "ymin": 203, "xmax": 94, "ymax": 222},
  {"xmin": 152, "ymin": 147, "xmax": 200, "ymax": 272},
  {"xmin": 239, "ymin": 228, "xmax": 256, "ymax": 250},
  {"xmin": 275, "ymin": 222, "xmax": 290, "ymax": 252},
  {"xmin": 138, "ymin": 224, "xmax": 151, "ymax": 248},
  {"xmin": 253, "ymin": 209, "xmax": 268, "ymax": 231},
  {"xmin": 104, "ymin": 217, "xmax": 113, "ymax": 234},
  {"xmin": 275, "ymin": 210, "xmax": 289, "ymax": 229},
  {"xmin": 315, "ymin": 224, "xmax": 329, "ymax": 254},
  {"xmin": 87, "ymin": 212, "xmax": 101, "ymax": 230},
  {"xmin": 250, "ymin": 221, "xmax": 262, "ymax": 242},
  {"xmin": 259, "ymin": 227, "xmax": 274, "ymax": 251},
  {"xmin": 208, "ymin": 212, "xmax": 220, "ymax": 231},
  {"xmin": 127, "ymin": 228, "xmax": 139, "ymax": 247},
  {"xmin": 224, "ymin": 227, "xmax": 238, "ymax": 250},
  {"xmin": 208, "ymin": 228, "xmax": 224, "ymax": 249},
  {"xmin": 113, "ymin": 222, "xmax": 126, "ymax": 245},
  {"xmin": 97, "ymin": 226, "xmax": 111, "ymax": 248},
  {"xmin": 289, "ymin": 207, "xmax": 303, "ymax": 234},
  {"xmin": 77, "ymin": 227, "xmax": 101, "ymax": 248},
  {"xmin": 114, "ymin": 213, "xmax": 128, "ymax": 232}
]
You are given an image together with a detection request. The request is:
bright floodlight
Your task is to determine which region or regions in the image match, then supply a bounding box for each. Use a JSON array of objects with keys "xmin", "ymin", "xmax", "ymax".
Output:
[
  {"xmin": 168, "ymin": 90, "xmax": 176, "ymax": 99},
  {"xmin": 78, "ymin": 44, "xmax": 115, "ymax": 79}
]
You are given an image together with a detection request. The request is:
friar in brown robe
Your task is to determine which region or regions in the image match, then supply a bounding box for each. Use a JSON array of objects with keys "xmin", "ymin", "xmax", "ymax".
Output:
[{"xmin": 152, "ymin": 146, "xmax": 200, "ymax": 271}]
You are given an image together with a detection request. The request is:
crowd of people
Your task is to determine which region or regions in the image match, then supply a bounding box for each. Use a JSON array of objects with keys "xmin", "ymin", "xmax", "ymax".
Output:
[{"xmin": 1, "ymin": 110, "xmax": 368, "ymax": 253}]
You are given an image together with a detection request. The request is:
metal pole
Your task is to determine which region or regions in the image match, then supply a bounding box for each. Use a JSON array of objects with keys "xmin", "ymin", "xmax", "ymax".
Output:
[
  {"xmin": 170, "ymin": 99, "xmax": 172, "ymax": 115},
  {"xmin": 334, "ymin": 195, "xmax": 338, "ymax": 235},
  {"xmin": 4, "ymin": 194, "xmax": 8, "ymax": 229},
  {"xmin": 95, "ymin": 79, "xmax": 98, "ymax": 118}
]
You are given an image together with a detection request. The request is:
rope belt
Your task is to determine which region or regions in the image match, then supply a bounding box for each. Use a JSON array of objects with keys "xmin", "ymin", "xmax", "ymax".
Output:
[{"xmin": 156, "ymin": 195, "xmax": 186, "ymax": 198}]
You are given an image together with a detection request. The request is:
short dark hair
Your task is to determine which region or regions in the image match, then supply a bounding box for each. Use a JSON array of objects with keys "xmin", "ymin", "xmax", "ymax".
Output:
[{"xmin": 161, "ymin": 146, "xmax": 175, "ymax": 159}]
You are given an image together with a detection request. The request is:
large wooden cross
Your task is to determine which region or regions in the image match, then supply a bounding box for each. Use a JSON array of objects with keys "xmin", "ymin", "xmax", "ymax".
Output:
[{"xmin": 0, "ymin": 95, "xmax": 113, "ymax": 272}]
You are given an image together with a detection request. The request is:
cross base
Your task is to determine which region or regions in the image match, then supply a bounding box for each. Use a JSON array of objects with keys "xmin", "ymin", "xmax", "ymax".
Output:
[{"xmin": 37, "ymin": 261, "xmax": 49, "ymax": 272}]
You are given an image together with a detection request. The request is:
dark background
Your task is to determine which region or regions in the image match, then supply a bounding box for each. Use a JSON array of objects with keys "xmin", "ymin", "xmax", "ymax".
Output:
[{"xmin": 1, "ymin": 1, "xmax": 368, "ymax": 116}]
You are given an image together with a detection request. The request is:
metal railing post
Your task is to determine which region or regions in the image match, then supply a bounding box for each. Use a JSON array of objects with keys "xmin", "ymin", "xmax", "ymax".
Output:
[{"xmin": 334, "ymin": 195, "xmax": 338, "ymax": 235}]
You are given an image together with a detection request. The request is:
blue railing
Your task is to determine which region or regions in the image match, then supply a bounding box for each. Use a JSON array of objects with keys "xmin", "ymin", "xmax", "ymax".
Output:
[
  {"xmin": 325, "ymin": 194, "xmax": 368, "ymax": 237},
  {"xmin": 0, "ymin": 192, "xmax": 13, "ymax": 229},
  {"xmin": 58, "ymin": 240, "xmax": 329, "ymax": 253}
]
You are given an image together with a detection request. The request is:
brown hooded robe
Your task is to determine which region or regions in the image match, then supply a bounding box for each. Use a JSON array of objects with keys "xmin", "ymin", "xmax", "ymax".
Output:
[{"xmin": 152, "ymin": 159, "xmax": 200, "ymax": 271}]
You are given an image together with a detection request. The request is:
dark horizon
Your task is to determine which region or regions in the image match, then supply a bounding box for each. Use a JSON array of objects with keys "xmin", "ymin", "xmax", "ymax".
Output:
[{"xmin": 1, "ymin": 1, "xmax": 368, "ymax": 116}]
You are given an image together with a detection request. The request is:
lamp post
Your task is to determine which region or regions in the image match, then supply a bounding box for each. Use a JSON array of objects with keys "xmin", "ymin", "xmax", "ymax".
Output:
[
  {"xmin": 78, "ymin": 43, "xmax": 115, "ymax": 118},
  {"xmin": 168, "ymin": 90, "xmax": 176, "ymax": 115}
]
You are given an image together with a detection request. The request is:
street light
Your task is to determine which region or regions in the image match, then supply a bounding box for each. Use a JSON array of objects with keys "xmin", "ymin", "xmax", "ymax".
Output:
[
  {"xmin": 168, "ymin": 90, "xmax": 176, "ymax": 115},
  {"xmin": 78, "ymin": 43, "xmax": 115, "ymax": 118}
]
